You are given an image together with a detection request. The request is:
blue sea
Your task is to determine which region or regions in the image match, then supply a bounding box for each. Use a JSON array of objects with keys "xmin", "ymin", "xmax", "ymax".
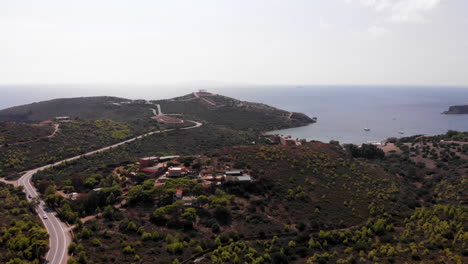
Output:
[
  {"xmin": 1, "ymin": 85, "xmax": 467, "ymax": 144},
  {"xmin": 220, "ymin": 86, "xmax": 468, "ymax": 144}
]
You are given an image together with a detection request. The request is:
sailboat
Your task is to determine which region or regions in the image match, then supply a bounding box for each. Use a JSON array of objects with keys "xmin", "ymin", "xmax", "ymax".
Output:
[
  {"xmin": 364, "ymin": 121, "xmax": 371, "ymax": 131},
  {"xmin": 398, "ymin": 119, "xmax": 404, "ymax": 134}
]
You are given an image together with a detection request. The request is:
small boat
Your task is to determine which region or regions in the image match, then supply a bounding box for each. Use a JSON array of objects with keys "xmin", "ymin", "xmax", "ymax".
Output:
[
  {"xmin": 398, "ymin": 131, "xmax": 404, "ymax": 134},
  {"xmin": 364, "ymin": 121, "xmax": 370, "ymax": 131}
]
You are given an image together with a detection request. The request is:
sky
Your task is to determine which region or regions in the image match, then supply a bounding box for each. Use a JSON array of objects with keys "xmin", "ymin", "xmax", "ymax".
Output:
[{"xmin": 1, "ymin": 0, "xmax": 468, "ymax": 86}]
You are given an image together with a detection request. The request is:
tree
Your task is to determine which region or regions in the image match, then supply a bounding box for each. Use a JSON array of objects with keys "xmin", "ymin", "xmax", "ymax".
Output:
[
  {"xmin": 214, "ymin": 206, "xmax": 231, "ymax": 225},
  {"xmin": 103, "ymin": 205, "xmax": 116, "ymax": 220},
  {"xmin": 182, "ymin": 207, "xmax": 196, "ymax": 222}
]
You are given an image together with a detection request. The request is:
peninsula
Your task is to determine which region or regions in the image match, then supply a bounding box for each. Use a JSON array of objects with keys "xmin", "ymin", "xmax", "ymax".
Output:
[{"xmin": 443, "ymin": 105, "xmax": 468, "ymax": 114}]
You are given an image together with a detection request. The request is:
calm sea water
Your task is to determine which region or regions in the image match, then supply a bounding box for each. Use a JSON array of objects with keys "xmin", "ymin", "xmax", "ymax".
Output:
[
  {"xmin": 218, "ymin": 86, "xmax": 468, "ymax": 144},
  {"xmin": 1, "ymin": 85, "xmax": 467, "ymax": 144}
]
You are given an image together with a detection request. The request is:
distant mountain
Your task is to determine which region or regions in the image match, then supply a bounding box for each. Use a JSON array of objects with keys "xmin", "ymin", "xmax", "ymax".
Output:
[
  {"xmin": 443, "ymin": 105, "xmax": 468, "ymax": 114},
  {"xmin": 0, "ymin": 92, "xmax": 315, "ymax": 131}
]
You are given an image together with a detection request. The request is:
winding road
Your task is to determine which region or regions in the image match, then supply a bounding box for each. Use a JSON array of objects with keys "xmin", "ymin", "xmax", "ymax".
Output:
[
  {"xmin": 150, "ymin": 104, "xmax": 163, "ymax": 116},
  {"xmin": 17, "ymin": 119, "xmax": 203, "ymax": 264}
]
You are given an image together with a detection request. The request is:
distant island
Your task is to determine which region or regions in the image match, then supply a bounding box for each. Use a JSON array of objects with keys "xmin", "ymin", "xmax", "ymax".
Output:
[{"xmin": 443, "ymin": 105, "xmax": 468, "ymax": 114}]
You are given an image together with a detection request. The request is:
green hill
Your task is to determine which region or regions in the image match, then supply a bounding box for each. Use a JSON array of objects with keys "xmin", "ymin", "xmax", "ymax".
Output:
[
  {"xmin": 59, "ymin": 143, "xmax": 410, "ymax": 264},
  {"xmin": 154, "ymin": 92, "xmax": 314, "ymax": 131},
  {"xmin": 215, "ymin": 144, "xmax": 408, "ymax": 229},
  {"xmin": 0, "ymin": 93, "xmax": 314, "ymax": 132},
  {"xmin": 0, "ymin": 96, "xmax": 152, "ymax": 123}
]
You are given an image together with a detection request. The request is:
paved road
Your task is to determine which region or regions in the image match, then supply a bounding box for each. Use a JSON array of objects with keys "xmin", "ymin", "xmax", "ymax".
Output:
[
  {"xmin": 16, "ymin": 120, "xmax": 203, "ymax": 264},
  {"xmin": 19, "ymin": 169, "xmax": 71, "ymax": 264}
]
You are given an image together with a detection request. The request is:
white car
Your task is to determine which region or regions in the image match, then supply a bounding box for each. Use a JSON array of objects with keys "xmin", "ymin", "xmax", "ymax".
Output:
[{"xmin": 43, "ymin": 214, "xmax": 48, "ymax": 219}]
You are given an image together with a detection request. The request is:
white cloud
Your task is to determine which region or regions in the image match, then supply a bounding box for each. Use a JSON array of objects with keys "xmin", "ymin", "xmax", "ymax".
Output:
[{"xmin": 349, "ymin": 0, "xmax": 444, "ymax": 23}]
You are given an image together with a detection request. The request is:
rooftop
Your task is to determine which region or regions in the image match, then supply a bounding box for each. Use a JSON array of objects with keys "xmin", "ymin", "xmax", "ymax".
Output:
[
  {"xmin": 237, "ymin": 176, "xmax": 252, "ymax": 181},
  {"xmin": 225, "ymin": 170, "xmax": 242, "ymax": 174},
  {"xmin": 140, "ymin": 156, "xmax": 159, "ymax": 161},
  {"xmin": 160, "ymin": 155, "xmax": 180, "ymax": 160}
]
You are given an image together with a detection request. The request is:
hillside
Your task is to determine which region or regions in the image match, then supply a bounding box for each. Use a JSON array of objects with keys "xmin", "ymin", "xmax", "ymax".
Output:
[
  {"xmin": 155, "ymin": 92, "xmax": 314, "ymax": 131},
  {"xmin": 214, "ymin": 144, "xmax": 408, "ymax": 228},
  {"xmin": 42, "ymin": 143, "xmax": 410, "ymax": 264},
  {"xmin": 0, "ymin": 119, "xmax": 163, "ymax": 177},
  {"xmin": 0, "ymin": 93, "xmax": 315, "ymax": 132},
  {"xmin": 0, "ymin": 92, "xmax": 313, "ymax": 179},
  {"xmin": 443, "ymin": 105, "xmax": 468, "ymax": 114},
  {"xmin": 0, "ymin": 121, "xmax": 54, "ymax": 145},
  {"xmin": 0, "ymin": 96, "xmax": 153, "ymax": 123},
  {"xmin": 28, "ymin": 130, "xmax": 468, "ymax": 263}
]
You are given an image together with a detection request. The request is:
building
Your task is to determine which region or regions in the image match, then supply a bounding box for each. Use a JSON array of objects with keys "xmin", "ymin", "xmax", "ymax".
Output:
[
  {"xmin": 201, "ymin": 175, "xmax": 223, "ymax": 181},
  {"xmin": 280, "ymin": 136, "xmax": 300, "ymax": 146},
  {"xmin": 167, "ymin": 167, "xmax": 190, "ymax": 177},
  {"xmin": 68, "ymin": 192, "xmax": 79, "ymax": 200},
  {"xmin": 139, "ymin": 156, "xmax": 159, "ymax": 168},
  {"xmin": 268, "ymin": 135, "xmax": 282, "ymax": 144},
  {"xmin": 159, "ymin": 155, "xmax": 180, "ymax": 162},
  {"xmin": 174, "ymin": 189, "xmax": 183, "ymax": 200},
  {"xmin": 224, "ymin": 170, "xmax": 252, "ymax": 182},
  {"xmin": 225, "ymin": 170, "xmax": 243, "ymax": 176},
  {"xmin": 182, "ymin": 196, "xmax": 196, "ymax": 207},
  {"xmin": 225, "ymin": 175, "xmax": 252, "ymax": 182},
  {"xmin": 54, "ymin": 116, "xmax": 70, "ymax": 121}
]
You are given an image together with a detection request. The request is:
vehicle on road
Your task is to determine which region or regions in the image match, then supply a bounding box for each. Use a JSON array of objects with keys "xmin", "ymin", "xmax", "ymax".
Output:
[
  {"xmin": 28, "ymin": 194, "xmax": 32, "ymax": 198},
  {"xmin": 43, "ymin": 214, "xmax": 48, "ymax": 219}
]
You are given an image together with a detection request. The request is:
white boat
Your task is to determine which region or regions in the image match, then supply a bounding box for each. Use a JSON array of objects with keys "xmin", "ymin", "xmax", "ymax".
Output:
[{"xmin": 364, "ymin": 121, "xmax": 370, "ymax": 131}]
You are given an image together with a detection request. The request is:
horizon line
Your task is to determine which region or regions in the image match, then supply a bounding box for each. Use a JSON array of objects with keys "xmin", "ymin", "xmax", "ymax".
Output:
[{"xmin": 0, "ymin": 83, "xmax": 468, "ymax": 89}]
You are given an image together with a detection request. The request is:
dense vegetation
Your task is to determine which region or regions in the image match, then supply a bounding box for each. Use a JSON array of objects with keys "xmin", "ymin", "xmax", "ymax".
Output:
[
  {"xmin": 0, "ymin": 94, "xmax": 314, "ymax": 132},
  {"xmin": 0, "ymin": 183, "xmax": 49, "ymax": 263},
  {"xmin": 0, "ymin": 96, "xmax": 154, "ymax": 123},
  {"xmin": 57, "ymin": 142, "xmax": 415, "ymax": 264},
  {"xmin": 63, "ymin": 131, "xmax": 466, "ymax": 264},
  {"xmin": 32, "ymin": 124, "xmax": 262, "ymax": 223},
  {"xmin": 0, "ymin": 119, "xmax": 163, "ymax": 178},
  {"xmin": 205, "ymin": 203, "xmax": 467, "ymax": 264},
  {"xmin": 4, "ymin": 94, "xmax": 466, "ymax": 263},
  {"xmin": 154, "ymin": 93, "xmax": 314, "ymax": 132},
  {"xmin": 194, "ymin": 133, "xmax": 468, "ymax": 263},
  {"xmin": 0, "ymin": 122, "xmax": 54, "ymax": 145},
  {"xmin": 0, "ymin": 93, "xmax": 313, "ymax": 180}
]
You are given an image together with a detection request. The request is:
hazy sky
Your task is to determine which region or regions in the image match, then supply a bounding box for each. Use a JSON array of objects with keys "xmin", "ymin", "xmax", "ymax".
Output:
[{"xmin": 1, "ymin": 0, "xmax": 467, "ymax": 86}]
